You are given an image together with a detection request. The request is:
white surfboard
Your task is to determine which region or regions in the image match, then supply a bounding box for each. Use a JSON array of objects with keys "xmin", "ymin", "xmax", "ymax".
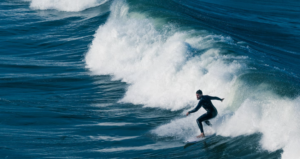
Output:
[{"xmin": 185, "ymin": 133, "xmax": 214, "ymax": 144}]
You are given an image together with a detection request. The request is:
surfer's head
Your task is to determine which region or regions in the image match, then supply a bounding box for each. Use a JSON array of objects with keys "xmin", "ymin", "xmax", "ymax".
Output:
[{"xmin": 196, "ymin": 90, "xmax": 203, "ymax": 100}]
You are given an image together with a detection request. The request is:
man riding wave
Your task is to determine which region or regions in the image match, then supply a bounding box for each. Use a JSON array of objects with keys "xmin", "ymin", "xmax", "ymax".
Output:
[{"xmin": 186, "ymin": 90, "xmax": 224, "ymax": 138}]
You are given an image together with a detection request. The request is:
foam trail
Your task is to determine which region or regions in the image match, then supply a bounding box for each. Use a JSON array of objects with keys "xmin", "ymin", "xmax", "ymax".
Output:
[
  {"xmin": 29, "ymin": 0, "xmax": 108, "ymax": 12},
  {"xmin": 86, "ymin": 0, "xmax": 300, "ymax": 158}
]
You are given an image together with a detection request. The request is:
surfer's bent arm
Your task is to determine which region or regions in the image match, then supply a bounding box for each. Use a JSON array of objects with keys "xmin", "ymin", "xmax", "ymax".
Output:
[
  {"xmin": 188, "ymin": 101, "xmax": 202, "ymax": 114},
  {"xmin": 208, "ymin": 96, "xmax": 222, "ymax": 101}
]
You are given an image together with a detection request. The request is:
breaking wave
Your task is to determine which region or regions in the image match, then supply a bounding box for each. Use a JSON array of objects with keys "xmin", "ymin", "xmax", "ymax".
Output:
[{"xmin": 85, "ymin": 0, "xmax": 300, "ymax": 158}]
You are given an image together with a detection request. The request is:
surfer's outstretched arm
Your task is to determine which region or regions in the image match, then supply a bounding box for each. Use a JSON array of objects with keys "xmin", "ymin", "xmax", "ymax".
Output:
[{"xmin": 209, "ymin": 96, "xmax": 224, "ymax": 102}]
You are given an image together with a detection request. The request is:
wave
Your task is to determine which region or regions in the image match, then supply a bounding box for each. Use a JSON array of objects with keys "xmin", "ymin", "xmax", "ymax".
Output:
[
  {"xmin": 85, "ymin": 0, "xmax": 242, "ymax": 110},
  {"xmin": 85, "ymin": 0, "xmax": 300, "ymax": 158},
  {"xmin": 28, "ymin": 0, "xmax": 109, "ymax": 12}
]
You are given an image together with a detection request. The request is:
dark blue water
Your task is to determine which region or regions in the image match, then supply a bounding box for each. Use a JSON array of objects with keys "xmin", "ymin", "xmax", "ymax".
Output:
[{"xmin": 1, "ymin": 0, "xmax": 300, "ymax": 158}]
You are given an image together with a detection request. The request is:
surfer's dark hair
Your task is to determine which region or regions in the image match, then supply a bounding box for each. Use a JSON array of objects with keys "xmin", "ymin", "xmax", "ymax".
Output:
[{"xmin": 196, "ymin": 90, "xmax": 202, "ymax": 95}]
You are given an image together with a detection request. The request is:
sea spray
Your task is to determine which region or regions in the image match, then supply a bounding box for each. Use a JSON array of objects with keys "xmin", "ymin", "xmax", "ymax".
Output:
[
  {"xmin": 29, "ymin": 0, "xmax": 108, "ymax": 12},
  {"xmin": 85, "ymin": 0, "xmax": 241, "ymax": 110}
]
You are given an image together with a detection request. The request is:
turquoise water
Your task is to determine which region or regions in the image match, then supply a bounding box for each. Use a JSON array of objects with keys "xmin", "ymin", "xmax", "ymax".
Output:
[{"xmin": 1, "ymin": 0, "xmax": 300, "ymax": 158}]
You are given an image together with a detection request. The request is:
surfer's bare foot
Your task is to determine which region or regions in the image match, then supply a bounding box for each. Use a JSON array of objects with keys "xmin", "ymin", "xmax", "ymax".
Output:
[{"xmin": 196, "ymin": 133, "xmax": 205, "ymax": 138}]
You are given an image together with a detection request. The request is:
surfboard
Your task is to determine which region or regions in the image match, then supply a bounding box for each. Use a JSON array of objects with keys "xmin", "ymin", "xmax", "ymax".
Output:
[
  {"xmin": 185, "ymin": 136, "xmax": 205, "ymax": 144},
  {"xmin": 184, "ymin": 133, "xmax": 214, "ymax": 144}
]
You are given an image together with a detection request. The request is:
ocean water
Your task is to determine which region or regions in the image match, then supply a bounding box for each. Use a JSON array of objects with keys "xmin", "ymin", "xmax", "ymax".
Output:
[{"xmin": 1, "ymin": 0, "xmax": 300, "ymax": 158}]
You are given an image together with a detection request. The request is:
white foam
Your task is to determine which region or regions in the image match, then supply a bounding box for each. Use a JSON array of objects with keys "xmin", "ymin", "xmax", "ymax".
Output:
[
  {"xmin": 95, "ymin": 142, "xmax": 181, "ymax": 152},
  {"xmin": 217, "ymin": 92, "xmax": 300, "ymax": 159},
  {"xmin": 85, "ymin": 0, "xmax": 241, "ymax": 111},
  {"xmin": 154, "ymin": 90, "xmax": 300, "ymax": 159},
  {"xmin": 152, "ymin": 110, "xmax": 216, "ymax": 140},
  {"xmin": 89, "ymin": 135, "xmax": 138, "ymax": 141},
  {"xmin": 85, "ymin": 0, "xmax": 300, "ymax": 158},
  {"xmin": 76, "ymin": 122, "xmax": 143, "ymax": 126},
  {"xmin": 29, "ymin": 0, "xmax": 108, "ymax": 12}
]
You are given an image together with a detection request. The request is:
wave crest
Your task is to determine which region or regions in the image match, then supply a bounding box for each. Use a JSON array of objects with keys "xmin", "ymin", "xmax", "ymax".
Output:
[{"xmin": 29, "ymin": 0, "xmax": 108, "ymax": 12}]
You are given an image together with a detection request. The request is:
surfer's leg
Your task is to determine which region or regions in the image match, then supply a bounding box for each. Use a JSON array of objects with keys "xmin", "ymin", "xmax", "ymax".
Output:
[
  {"xmin": 204, "ymin": 110, "xmax": 217, "ymax": 126},
  {"xmin": 204, "ymin": 120, "xmax": 212, "ymax": 126},
  {"xmin": 196, "ymin": 113, "xmax": 212, "ymax": 133}
]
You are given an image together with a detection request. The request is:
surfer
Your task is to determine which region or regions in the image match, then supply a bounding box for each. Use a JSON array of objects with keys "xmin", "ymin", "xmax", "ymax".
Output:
[{"xmin": 186, "ymin": 90, "xmax": 224, "ymax": 138}]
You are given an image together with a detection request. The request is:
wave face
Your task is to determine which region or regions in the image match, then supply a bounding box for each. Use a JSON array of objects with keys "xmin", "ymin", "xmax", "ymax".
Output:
[
  {"xmin": 29, "ymin": 0, "xmax": 108, "ymax": 12},
  {"xmin": 1, "ymin": 0, "xmax": 300, "ymax": 158}
]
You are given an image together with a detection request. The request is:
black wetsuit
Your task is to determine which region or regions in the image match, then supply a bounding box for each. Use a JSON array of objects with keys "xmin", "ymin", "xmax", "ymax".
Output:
[{"xmin": 188, "ymin": 95, "xmax": 222, "ymax": 133}]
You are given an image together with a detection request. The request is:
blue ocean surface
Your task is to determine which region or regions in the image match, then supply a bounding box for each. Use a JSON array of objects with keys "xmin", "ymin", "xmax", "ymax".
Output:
[{"xmin": 1, "ymin": 0, "xmax": 300, "ymax": 158}]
